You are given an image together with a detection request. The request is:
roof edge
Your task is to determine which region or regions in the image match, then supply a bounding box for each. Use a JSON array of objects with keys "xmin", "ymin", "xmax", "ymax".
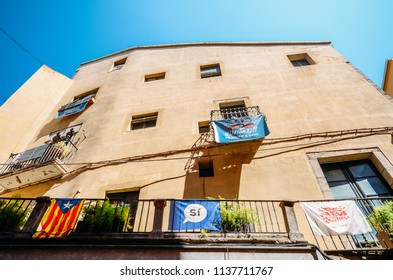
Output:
[{"xmin": 80, "ymin": 41, "xmax": 332, "ymax": 66}]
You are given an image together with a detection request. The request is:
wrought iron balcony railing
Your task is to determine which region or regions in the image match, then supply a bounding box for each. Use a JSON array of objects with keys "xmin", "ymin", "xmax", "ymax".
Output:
[
  {"xmin": 0, "ymin": 140, "xmax": 77, "ymax": 176},
  {"xmin": 0, "ymin": 197, "xmax": 36, "ymax": 232},
  {"xmin": 75, "ymin": 199, "xmax": 286, "ymax": 234},
  {"xmin": 210, "ymin": 106, "xmax": 263, "ymax": 122},
  {"xmin": 3, "ymin": 196, "xmax": 391, "ymax": 253},
  {"xmin": 298, "ymin": 197, "xmax": 393, "ymax": 251}
]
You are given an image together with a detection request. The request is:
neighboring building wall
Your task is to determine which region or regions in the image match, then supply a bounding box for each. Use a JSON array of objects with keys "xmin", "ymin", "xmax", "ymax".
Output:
[
  {"xmin": 0, "ymin": 66, "xmax": 72, "ymax": 163},
  {"xmin": 383, "ymin": 58, "xmax": 393, "ymax": 96},
  {"xmin": 2, "ymin": 42, "xmax": 393, "ymax": 207}
]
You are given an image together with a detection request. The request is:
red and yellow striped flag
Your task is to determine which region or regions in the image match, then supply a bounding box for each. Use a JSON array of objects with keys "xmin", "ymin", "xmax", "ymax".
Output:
[{"xmin": 33, "ymin": 198, "xmax": 84, "ymax": 238}]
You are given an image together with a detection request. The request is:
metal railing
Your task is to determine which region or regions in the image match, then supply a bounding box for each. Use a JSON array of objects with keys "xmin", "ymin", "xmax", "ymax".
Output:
[
  {"xmin": 0, "ymin": 197, "xmax": 36, "ymax": 232},
  {"xmin": 3, "ymin": 195, "xmax": 392, "ymax": 254},
  {"xmin": 0, "ymin": 140, "xmax": 78, "ymax": 175},
  {"xmin": 74, "ymin": 199, "xmax": 153, "ymax": 233},
  {"xmin": 210, "ymin": 106, "xmax": 263, "ymax": 121},
  {"xmin": 74, "ymin": 199, "xmax": 285, "ymax": 234},
  {"xmin": 298, "ymin": 197, "xmax": 393, "ymax": 251}
]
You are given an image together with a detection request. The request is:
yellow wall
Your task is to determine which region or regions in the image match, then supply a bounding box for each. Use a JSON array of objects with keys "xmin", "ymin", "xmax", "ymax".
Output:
[
  {"xmin": 0, "ymin": 66, "xmax": 72, "ymax": 163},
  {"xmin": 2, "ymin": 43, "xmax": 393, "ymax": 204}
]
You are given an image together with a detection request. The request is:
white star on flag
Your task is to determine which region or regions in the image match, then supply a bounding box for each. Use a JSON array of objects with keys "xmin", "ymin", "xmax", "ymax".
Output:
[{"xmin": 63, "ymin": 201, "xmax": 73, "ymax": 209}]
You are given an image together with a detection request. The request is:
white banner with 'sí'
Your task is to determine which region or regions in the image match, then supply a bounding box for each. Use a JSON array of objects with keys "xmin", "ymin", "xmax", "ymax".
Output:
[{"xmin": 300, "ymin": 200, "xmax": 372, "ymax": 236}]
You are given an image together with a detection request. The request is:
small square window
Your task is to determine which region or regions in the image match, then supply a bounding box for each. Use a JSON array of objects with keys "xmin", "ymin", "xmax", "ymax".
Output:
[
  {"xmin": 199, "ymin": 160, "xmax": 214, "ymax": 177},
  {"xmin": 145, "ymin": 72, "xmax": 166, "ymax": 82},
  {"xmin": 131, "ymin": 112, "xmax": 158, "ymax": 130},
  {"xmin": 287, "ymin": 53, "xmax": 315, "ymax": 67},
  {"xmin": 291, "ymin": 59, "xmax": 309, "ymax": 67},
  {"xmin": 198, "ymin": 121, "xmax": 210, "ymax": 133},
  {"xmin": 200, "ymin": 64, "xmax": 221, "ymax": 79},
  {"xmin": 111, "ymin": 58, "xmax": 127, "ymax": 71}
]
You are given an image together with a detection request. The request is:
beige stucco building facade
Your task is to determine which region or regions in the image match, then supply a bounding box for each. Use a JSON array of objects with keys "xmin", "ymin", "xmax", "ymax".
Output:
[{"xmin": 1, "ymin": 42, "xmax": 393, "ymax": 260}]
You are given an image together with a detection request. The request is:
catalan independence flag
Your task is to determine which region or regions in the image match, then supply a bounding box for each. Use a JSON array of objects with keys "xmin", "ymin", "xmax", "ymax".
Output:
[{"xmin": 33, "ymin": 198, "xmax": 84, "ymax": 238}]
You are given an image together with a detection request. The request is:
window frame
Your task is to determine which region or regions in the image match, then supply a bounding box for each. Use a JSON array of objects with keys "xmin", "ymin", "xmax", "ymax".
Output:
[
  {"xmin": 130, "ymin": 112, "xmax": 158, "ymax": 130},
  {"xmin": 56, "ymin": 89, "xmax": 98, "ymax": 119},
  {"xmin": 219, "ymin": 100, "xmax": 248, "ymax": 119},
  {"xmin": 200, "ymin": 63, "xmax": 221, "ymax": 79},
  {"xmin": 307, "ymin": 148, "xmax": 393, "ymax": 199},
  {"xmin": 198, "ymin": 121, "xmax": 210, "ymax": 134},
  {"xmin": 287, "ymin": 53, "xmax": 316, "ymax": 67},
  {"xmin": 110, "ymin": 57, "xmax": 127, "ymax": 72},
  {"xmin": 320, "ymin": 159, "xmax": 393, "ymax": 199},
  {"xmin": 144, "ymin": 72, "xmax": 166, "ymax": 82}
]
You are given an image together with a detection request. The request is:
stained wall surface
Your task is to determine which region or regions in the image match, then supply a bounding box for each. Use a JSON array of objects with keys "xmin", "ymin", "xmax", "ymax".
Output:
[{"xmin": 1, "ymin": 42, "xmax": 393, "ymax": 207}]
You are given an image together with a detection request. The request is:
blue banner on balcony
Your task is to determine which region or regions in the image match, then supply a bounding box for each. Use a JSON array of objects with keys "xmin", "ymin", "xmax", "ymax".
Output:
[
  {"xmin": 170, "ymin": 200, "xmax": 222, "ymax": 231},
  {"xmin": 56, "ymin": 94, "xmax": 95, "ymax": 119},
  {"xmin": 212, "ymin": 115, "xmax": 270, "ymax": 143}
]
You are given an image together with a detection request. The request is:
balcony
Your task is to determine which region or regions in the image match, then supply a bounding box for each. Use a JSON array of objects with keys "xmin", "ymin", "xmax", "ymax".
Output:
[
  {"xmin": 210, "ymin": 106, "xmax": 270, "ymax": 143},
  {"xmin": 1, "ymin": 196, "xmax": 392, "ymax": 259},
  {"xmin": 298, "ymin": 197, "xmax": 393, "ymax": 256},
  {"xmin": 0, "ymin": 140, "xmax": 77, "ymax": 192}
]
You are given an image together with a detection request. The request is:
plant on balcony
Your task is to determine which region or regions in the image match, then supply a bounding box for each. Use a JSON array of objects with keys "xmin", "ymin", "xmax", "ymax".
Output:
[
  {"xmin": 76, "ymin": 200, "xmax": 131, "ymax": 233},
  {"xmin": 0, "ymin": 196, "xmax": 29, "ymax": 232},
  {"xmin": 51, "ymin": 141, "xmax": 73, "ymax": 159},
  {"xmin": 368, "ymin": 201, "xmax": 393, "ymax": 241},
  {"xmin": 220, "ymin": 201, "xmax": 255, "ymax": 232}
]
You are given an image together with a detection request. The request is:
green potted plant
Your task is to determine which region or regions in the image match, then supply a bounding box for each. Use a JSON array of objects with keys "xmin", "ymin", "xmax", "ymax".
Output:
[
  {"xmin": 368, "ymin": 201, "xmax": 393, "ymax": 241},
  {"xmin": 0, "ymin": 196, "xmax": 29, "ymax": 232},
  {"xmin": 76, "ymin": 200, "xmax": 131, "ymax": 233},
  {"xmin": 220, "ymin": 201, "xmax": 255, "ymax": 232}
]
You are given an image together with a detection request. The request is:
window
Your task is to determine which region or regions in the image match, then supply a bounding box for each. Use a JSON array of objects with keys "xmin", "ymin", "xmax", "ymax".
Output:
[
  {"xmin": 200, "ymin": 63, "xmax": 221, "ymax": 78},
  {"xmin": 198, "ymin": 121, "xmax": 210, "ymax": 133},
  {"xmin": 321, "ymin": 159, "xmax": 393, "ymax": 201},
  {"xmin": 219, "ymin": 101, "xmax": 248, "ymax": 119},
  {"xmin": 110, "ymin": 58, "xmax": 127, "ymax": 71},
  {"xmin": 106, "ymin": 190, "xmax": 140, "ymax": 204},
  {"xmin": 56, "ymin": 89, "xmax": 97, "ymax": 119},
  {"xmin": 106, "ymin": 190, "xmax": 140, "ymax": 231},
  {"xmin": 145, "ymin": 72, "xmax": 165, "ymax": 82},
  {"xmin": 131, "ymin": 112, "xmax": 158, "ymax": 130},
  {"xmin": 320, "ymin": 159, "xmax": 393, "ymax": 247},
  {"xmin": 199, "ymin": 160, "xmax": 214, "ymax": 177},
  {"xmin": 287, "ymin": 53, "xmax": 315, "ymax": 67}
]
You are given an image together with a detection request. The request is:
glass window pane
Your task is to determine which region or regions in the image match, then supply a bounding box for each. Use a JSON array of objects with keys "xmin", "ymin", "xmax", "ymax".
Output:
[
  {"xmin": 348, "ymin": 163, "xmax": 375, "ymax": 178},
  {"xmin": 329, "ymin": 181, "xmax": 357, "ymax": 199},
  {"xmin": 356, "ymin": 177, "xmax": 392, "ymax": 197},
  {"xmin": 322, "ymin": 167, "xmax": 347, "ymax": 182}
]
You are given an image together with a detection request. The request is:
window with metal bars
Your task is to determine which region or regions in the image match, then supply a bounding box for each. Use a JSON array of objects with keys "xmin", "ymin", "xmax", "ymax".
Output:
[
  {"xmin": 131, "ymin": 112, "xmax": 158, "ymax": 130},
  {"xmin": 219, "ymin": 101, "xmax": 248, "ymax": 120}
]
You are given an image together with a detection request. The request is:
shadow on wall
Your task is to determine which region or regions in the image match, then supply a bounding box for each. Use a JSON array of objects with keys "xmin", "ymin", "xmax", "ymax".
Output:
[
  {"xmin": 34, "ymin": 114, "xmax": 77, "ymax": 143},
  {"xmin": 183, "ymin": 136, "xmax": 262, "ymax": 199}
]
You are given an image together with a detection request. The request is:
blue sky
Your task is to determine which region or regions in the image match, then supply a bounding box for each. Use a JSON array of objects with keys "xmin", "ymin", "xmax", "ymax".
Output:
[{"xmin": 0, "ymin": 0, "xmax": 392, "ymax": 105}]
